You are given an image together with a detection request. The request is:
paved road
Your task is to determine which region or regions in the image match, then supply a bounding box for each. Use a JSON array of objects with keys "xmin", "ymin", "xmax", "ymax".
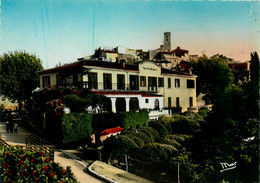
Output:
[
  {"xmin": 0, "ymin": 121, "xmax": 28, "ymax": 146},
  {"xmin": 0, "ymin": 121, "xmax": 104, "ymax": 183},
  {"xmin": 55, "ymin": 150, "xmax": 104, "ymax": 183}
]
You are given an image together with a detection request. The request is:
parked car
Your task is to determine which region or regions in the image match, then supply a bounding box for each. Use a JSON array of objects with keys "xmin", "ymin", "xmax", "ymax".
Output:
[
  {"xmin": 11, "ymin": 111, "xmax": 23, "ymax": 123},
  {"xmin": 3, "ymin": 109, "xmax": 23, "ymax": 123}
]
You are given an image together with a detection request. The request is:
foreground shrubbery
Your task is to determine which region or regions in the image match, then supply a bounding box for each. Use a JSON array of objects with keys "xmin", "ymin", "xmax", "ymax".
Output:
[
  {"xmin": 62, "ymin": 113, "xmax": 93, "ymax": 145},
  {"xmin": 0, "ymin": 146, "xmax": 77, "ymax": 183}
]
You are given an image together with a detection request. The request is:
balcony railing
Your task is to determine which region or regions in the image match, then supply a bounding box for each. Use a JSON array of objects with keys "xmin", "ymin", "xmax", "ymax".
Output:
[
  {"xmin": 56, "ymin": 81, "xmax": 160, "ymax": 93},
  {"xmin": 83, "ymin": 82, "xmax": 141, "ymax": 91}
]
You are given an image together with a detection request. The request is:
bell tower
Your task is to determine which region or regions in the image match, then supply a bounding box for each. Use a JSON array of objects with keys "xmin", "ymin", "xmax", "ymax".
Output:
[{"xmin": 163, "ymin": 32, "xmax": 171, "ymax": 51}]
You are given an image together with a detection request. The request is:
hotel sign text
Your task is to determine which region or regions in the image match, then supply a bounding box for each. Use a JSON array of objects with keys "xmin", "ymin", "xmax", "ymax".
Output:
[{"xmin": 143, "ymin": 66, "xmax": 157, "ymax": 71}]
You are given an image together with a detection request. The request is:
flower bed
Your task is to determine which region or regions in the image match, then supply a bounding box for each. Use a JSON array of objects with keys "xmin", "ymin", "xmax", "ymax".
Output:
[{"xmin": 0, "ymin": 146, "xmax": 78, "ymax": 183}]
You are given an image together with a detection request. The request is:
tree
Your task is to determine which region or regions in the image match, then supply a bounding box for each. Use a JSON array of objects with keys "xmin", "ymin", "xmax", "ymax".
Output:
[
  {"xmin": 249, "ymin": 51, "xmax": 259, "ymax": 83},
  {"xmin": 102, "ymin": 135, "xmax": 138, "ymax": 163},
  {"xmin": 0, "ymin": 51, "xmax": 43, "ymax": 111},
  {"xmin": 63, "ymin": 94, "xmax": 91, "ymax": 113},
  {"xmin": 187, "ymin": 83, "xmax": 259, "ymax": 182},
  {"xmin": 190, "ymin": 56, "xmax": 234, "ymax": 104}
]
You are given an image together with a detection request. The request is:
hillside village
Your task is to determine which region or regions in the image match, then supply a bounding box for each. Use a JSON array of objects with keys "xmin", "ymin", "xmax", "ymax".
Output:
[{"xmin": 0, "ymin": 32, "xmax": 258, "ymax": 183}]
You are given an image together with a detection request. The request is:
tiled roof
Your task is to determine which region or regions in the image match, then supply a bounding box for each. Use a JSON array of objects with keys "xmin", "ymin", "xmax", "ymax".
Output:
[
  {"xmin": 179, "ymin": 60, "xmax": 192, "ymax": 70},
  {"xmin": 39, "ymin": 61, "xmax": 84, "ymax": 74},
  {"xmin": 228, "ymin": 63, "xmax": 249, "ymax": 71},
  {"xmin": 161, "ymin": 68, "xmax": 191, "ymax": 76},
  {"xmin": 83, "ymin": 60, "xmax": 138, "ymax": 71},
  {"xmin": 39, "ymin": 60, "xmax": 195, "ymax": 77},
  {"xmin": 103, "ymin": 50, "xmax": 118, "ymax": 53},
  {"xmin": 39, "ymin": 60, "xmax": 139, "ymax": 74},
  {"xmin": 172, "ymin": 47, "xmax": 189, "ymax": 57},
  {"xmin": 100, "ymin": 127, "xmax": 123, "ymax": 136},
  {"xmin": 91, "ymin": 90, "xmax": 163, "ymax": 97},
  {"xmin": 172, "ymin": 47, "xmax": 189, "ymax": 53}
]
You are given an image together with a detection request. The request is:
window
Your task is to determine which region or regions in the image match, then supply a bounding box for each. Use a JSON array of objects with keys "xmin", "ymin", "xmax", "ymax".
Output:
[
  {"xmin": 168, "ymin": 78, "xmax": 171, "ymax": 88},
  {"xmin": 42, "ymin": 76, "xmax": 50, "ymax": 88},
  {"xmin": 56, "ymin": 74, "xmax": 63, "ymax": 87},
  {"xmin": 189, "ymin": 97, "xmax": 193, "ymax": 107},
  {"xmin": 148, "ymin": 77, "xmax": 157, "ymax": 91},
  {"xmin": 154, "ymin": 99, "xmax": 159, "ymax": 110},
  {"xmin": 140, "ymin": 76, "xmax": 146, "ymax": 87},
  {"xmin": 130, "ymin": 75, "xmax": 139, "ymax": 90},
  {"xmin": 88, "ymin": 72, "xmax": 98, "ymax": 89},
  {"xmin": 176, "ymin": 97, "xmax": 180, "ymax": 108},
  {"xmin": 145, "ymin": 99, "xmax": 149, "ymax": 103},
  {"xmin": 168, "ymin": 97, "xmax": 171, "ymax": 108},
  {"xmin": 103, "ymin": 73, "xmax": 112, "ymax": 89},
  {"xmin": 175, "ymin": 79, "xmax": 180, "ymax": 88},
  {"xmin": 187, "ymin": 79, "xmax": 195, "ymax": 88},
  {"xmin": 158, "ymin": 78, "xmax": 164, "ymax": 87},
  {"xmin": 117, "ymin": 74, "xmax": 125, "ymax": 90}
]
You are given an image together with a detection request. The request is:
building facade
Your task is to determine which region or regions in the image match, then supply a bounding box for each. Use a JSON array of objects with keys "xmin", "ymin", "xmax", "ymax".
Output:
[{"xmin": 39, "ymin": 59, "xmax": 197, "ymax": 113}]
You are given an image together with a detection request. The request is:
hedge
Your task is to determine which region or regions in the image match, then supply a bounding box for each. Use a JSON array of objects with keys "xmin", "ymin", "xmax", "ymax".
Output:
[
  {"xmin": 139, "ymin": 143, "xmax": 177, "ymax": 161},
  {"xmin": 63, "ymin": 94, "xmax": 91, "ymax": 113},
  {"xmin": 125, "ymin": 134, "xmax": 144, "ymax": 147},
  {"xmin": 122, "ymin": 111, "xmax": 149, "ymax": 129},
  {"xmin": 62, "ymin": 113, "xmax": 93, "ymax": 145},
  {"xmin": 102, "ymin": 135, "xmax": 138, "ymax": 162},
  {"xmin": 145, "ymin": 127, "xmax": 160, "ymax": 141},
  {"xmin": 92, "ymin": 111, "xmax": 149, "ymax": 133},
  {"xmin": 148, "ymin": 121, "xmax": 168, "ymax": 137}
]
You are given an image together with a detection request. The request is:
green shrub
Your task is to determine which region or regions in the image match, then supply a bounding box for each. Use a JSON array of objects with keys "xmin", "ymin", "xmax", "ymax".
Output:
[
  {"xmin": 159, "ymin": 134, "xmax": 190, "ymax": 148},
  {"xmin": 145, "ymin": 127, "xmax": 160, "ymax": 141},
  {"xmin": 159, "ymin": 135, "xmax": 181, "ymax": 148},
  {"xmin": 158, "ymin": 116, "xmax": 173, "ymax": 134},
  {"xmin": 102, "ymin": 135, "xmax": 138, "ymax": 162},
  {"xmin": 171, "ymin": 115, "xmax": 199, "ymax": 134},
  {"xmin": 62, "ymin": 113, "xmax": 93, "ymax": 145},
  {"xmin": 136, "ymin": 131, "xmax": 153, "ymax": 144},
  {"xmin": 138, "ymin": 129, "xmax": 155, "ymax": 142},
  {"xmin": 183, "ymin": 111, "xmax": 203, "ymax": 120},
  {"xmin": 125, "ymin": 133, "xmax": 144, "ymax": 147},
  {"xmin": 198, "ymin": 107, "xmax": 209, "ymax": 117},
  {"xmin": 92, "ymin": 111, "xmax": 149, "ymax": 133},
  {"xmin": 168, "ymin": 153, "xmax": 207, "ymax": 183},
  {"xmin": 63, "ymin": 94, "xmax": 91, "ymax": 112},
  {"xmin": 123, "ymin": 111, "xmax": 149, "ymax": 129},
  {"xmin": 125, "ymin": 129, "xmax": 154, "ymax": 147},
  {"xmin": 139, "ymin": 143, "xmax": 177, "ymax": 161},
  {"xmin": 148, "ymin": 121, "xmax": 168, "ymax": 137},
  {"xmin": 0, "ymin": 146, "xmax": 78, "ymax": 183}
]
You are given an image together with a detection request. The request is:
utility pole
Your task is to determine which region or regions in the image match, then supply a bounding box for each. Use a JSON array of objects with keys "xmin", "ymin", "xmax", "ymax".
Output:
[{"xmin": 125, "ymin": 154, "xmax": 128, "ymax": 172}]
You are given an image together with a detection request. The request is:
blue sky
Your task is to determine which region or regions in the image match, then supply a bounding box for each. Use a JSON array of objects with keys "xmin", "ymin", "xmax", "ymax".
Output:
[{"xmin": 0, "ymin": 0, "xmax": 259, "ymax": 69}]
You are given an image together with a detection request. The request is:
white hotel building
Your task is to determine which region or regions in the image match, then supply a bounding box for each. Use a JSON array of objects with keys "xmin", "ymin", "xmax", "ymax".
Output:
[{"xmin": 39, "ymin": 59, "xmax": 197, "ymax": 115}]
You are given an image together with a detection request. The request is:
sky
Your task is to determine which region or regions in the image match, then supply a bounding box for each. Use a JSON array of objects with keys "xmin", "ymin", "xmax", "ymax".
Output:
[{"xmin": 0, "ymin": 0, "xmax": 259, "ymax": 69}]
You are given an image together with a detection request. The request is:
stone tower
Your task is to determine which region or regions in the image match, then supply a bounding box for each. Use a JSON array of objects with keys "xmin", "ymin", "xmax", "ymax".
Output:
[{"xmin": 163, "ymin": 32, "xmax": 171, "ymax": 51}]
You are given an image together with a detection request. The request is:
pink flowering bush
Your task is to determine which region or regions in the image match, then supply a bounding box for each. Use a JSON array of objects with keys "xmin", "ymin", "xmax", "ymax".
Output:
[
  {"xmin": 0, "ymin": 146, "xmax": 78, "ymax": 183},
  {"xmin": 46, "ymin": 99, "xmax": 64, "ymax": 117}
]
